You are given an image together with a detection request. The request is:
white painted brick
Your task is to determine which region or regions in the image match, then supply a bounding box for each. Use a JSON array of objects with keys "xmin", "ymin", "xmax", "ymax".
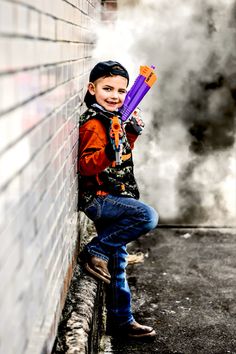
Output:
[
  {"xmin": 40, "ymin": 13, "xmax": 56, "ymax": 40},
  {"xmin": 0, "ymin": 135, "xmax": 31, "ymax": 187},
  {"xmin": 0, "ymin": 80, "xmax": 79, "ymax": 154},
  {"xmin": 15, "ymin": 2, "xmax": 29, "ymax": 36},
  {"xmin": 0, "ymin": 199, "xmax": 28, "ymax": 261},
  {"xmin": 0, "ymin": 37, "xmax": 11, "ymax": 73},
  {"xmin": 0, "ymin": 1, "xmax": 15, "ymax": 35},
  {"xmin": 14, "ymin": 0, "xmax": 52, "ymax": 16},
  {"xmin": 28, "ymin": 8, "xmax": 40, "ymax": 37},
  {"xmin": 48, "ymin": 65, "xmax": 57, "ymax": 89},
  {"xmin": 15, "ymin": 69, "xmax": 40, "ymax": 104},
  {"xmin": 0, "ymin": 232, "xmax": 22, "ymax": 284},
  {"xmin": 9, "ymin": 37, "xmax": 38, "ymax": 69},
  {"xmin": 0, "ymin": 189, "xmax": 6, "ymax": 233},
  {"xmin": 0, "ymin": 0, "xmax": 39, "ymax": 37},
  {"xmin": 0, "ymin": 111, "xmax": 21, "ymax": 154},
  {"xmin": 0, "ymin": 297, "xmax": 27, "ymax": 354},
  {"xmin": 52, "ymin": 1, "xmax": 65, "ymax": 20},
  {"xmin": 1, "ymin": 173, "xmax": 21, "ymax": 216},
  {"xmin": 0, "ymin": 70, "xmax": 40, "ymax": 114},
  {"xmin": 0, "ymin": 38, "xmax": 67, "ymax": 71},
  {"xmin": 0, "ymin": 0, "xmax": 100, "ymax": 353},
  {"xmin": 0, "ymin": 114, "xmax": 9, "ymax": 153}
]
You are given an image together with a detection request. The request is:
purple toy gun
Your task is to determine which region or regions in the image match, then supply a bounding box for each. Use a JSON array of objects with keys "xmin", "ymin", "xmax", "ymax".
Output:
[
  {"xmin": 110, "ymin": 65, "xmax": 157, "ymax": 165},
  {"xmin": 120, "ymin": 65, "xmax": 157, "ymax": 121}
]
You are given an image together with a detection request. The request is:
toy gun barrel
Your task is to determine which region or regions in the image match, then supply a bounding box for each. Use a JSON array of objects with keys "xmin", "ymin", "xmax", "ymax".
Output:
[
  {"xmin": 120, "ymin": 65, "xmax": 157, "ymax": 122},
  {"xmin": 109, "ymin": 116, "xmax": 123, "ymax": 165}
]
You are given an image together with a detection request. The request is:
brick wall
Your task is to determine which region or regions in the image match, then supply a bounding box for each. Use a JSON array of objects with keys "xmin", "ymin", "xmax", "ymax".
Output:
[{"xmin": 0, "ymin": 1, "xmax": 101, "ymax": 353}]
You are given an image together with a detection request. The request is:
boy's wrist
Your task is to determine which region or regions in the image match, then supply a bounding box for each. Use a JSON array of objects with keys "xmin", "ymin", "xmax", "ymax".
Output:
[{"xmin": 125, "ymin": 116, "xmax": 145, "ymax": 135}]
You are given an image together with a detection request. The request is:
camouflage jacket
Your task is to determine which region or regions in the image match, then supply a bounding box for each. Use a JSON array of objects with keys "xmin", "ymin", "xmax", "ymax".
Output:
[{"xmin": 78, "ymin": 104, "xmax": 140, "ymax": 210}]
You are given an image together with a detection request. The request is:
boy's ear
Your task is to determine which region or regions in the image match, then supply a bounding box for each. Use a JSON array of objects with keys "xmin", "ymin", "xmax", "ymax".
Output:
[{"xmin": 87, "ymin": 82, "xmax": 95, "ymax": 95}]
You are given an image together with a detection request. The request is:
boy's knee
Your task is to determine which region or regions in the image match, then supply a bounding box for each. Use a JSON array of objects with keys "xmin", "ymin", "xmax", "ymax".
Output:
[{"xmin": 143, "ymin": 206, "xmax": 159, "ymax": 232}]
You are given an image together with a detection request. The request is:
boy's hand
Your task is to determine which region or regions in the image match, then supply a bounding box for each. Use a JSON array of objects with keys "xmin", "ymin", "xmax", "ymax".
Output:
[
  {"xmin": 125, "ymin": 108, "xmax": 145, "ymax": 135},
  {"xmin": 132, "ymin": 108, "xmax": 144, "ymax": 124}
]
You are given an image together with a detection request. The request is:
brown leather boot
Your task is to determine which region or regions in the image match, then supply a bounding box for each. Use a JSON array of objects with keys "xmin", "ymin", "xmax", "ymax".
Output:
[
  {"xmin": 84, "ymin": 256, "xmax": 111, "ymax": 284},
  {"xmin": 107, "ymin": 320, "xmax": 156, "ymax": 340},
  {"xmin": 124, "ymin": 321, "xmax": 156, "ymax": 339}
]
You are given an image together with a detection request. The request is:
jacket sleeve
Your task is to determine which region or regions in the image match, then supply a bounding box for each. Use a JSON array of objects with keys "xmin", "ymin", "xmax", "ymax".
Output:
[
  {"xmin": 125, "ymin": 115, "xmax": 144, "ymax": 148},
  {"xmin": 78, "ymin": 119, "xmax": 112, "ymax": 176},
  {"xmin": 125, "ymin": 130, "xmax": 139, "ymax": 149}
]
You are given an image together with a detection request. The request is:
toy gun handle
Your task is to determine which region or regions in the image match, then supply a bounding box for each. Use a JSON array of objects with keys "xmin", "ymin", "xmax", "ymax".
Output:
[{"xmin": 109, "ymin": 116, "xmax": 123, "ymax": 165}]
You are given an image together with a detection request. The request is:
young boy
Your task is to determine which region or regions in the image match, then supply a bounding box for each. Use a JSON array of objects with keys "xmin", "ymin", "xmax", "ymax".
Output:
[{"xmin": 78, "ymin": 60, "xmax": 158, "ymax": 340}]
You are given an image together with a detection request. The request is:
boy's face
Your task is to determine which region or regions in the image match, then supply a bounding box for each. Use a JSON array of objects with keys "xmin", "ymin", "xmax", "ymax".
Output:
[{"xmin": 88, "ymin": 75, "xmax": 128, "ymax": 112}]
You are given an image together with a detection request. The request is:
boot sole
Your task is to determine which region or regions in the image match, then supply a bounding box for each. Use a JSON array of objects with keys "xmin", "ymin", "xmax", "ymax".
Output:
[
  {"xmin": 127, "ymin": 329, "xmax": 156, "ymax": 340},
  {"xmin": 84, "ymin": 263, "xmax": 111, "ymax": 284},
  {"xmin": 106, "ymin": 328, "xmax": 156, "ymax": 340}
]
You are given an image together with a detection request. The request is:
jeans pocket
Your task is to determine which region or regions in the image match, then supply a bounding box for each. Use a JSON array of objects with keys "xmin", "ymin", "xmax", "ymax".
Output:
[{"xmin": 84, "ymin": 197, "xmax": 101, "ymax": 221}]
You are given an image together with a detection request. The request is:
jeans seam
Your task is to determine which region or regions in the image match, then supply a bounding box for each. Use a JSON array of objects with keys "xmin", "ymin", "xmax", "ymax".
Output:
[
  {"xmin": 100, "ymin": 218, "xmax": 148, "ymax": 246},
  {"xmin": 84, "ymin": 197, "xmax": 103, "ymax": 221},
  {"xmin": 100, "ymin": 197, "xmax": 151, "ymax": 246},
  {"xmin": 105, "ymin": 196, "xmax": 143, "ymax": 212},
  {"xmin": 107, "ymin": 247, "xmax": 133, "ymax": 324},
  {"xmin": 112, "ymin": 251, "xmax": 119, "ymax": 313}
]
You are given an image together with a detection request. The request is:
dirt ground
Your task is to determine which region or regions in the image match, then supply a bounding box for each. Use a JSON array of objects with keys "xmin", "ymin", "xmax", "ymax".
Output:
[{"xmin": 102, "ymin": 227, "xmax": 236, "ymax": 354}]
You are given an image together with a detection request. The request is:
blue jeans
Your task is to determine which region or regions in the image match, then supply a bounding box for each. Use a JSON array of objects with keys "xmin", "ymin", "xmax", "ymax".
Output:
[{"xmin": 83, "ymin": 195, "xmax": 158, "ymax": 326}]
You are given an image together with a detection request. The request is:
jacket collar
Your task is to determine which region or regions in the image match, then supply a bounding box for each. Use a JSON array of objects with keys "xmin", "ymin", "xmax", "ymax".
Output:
[{"xmin": 91, "ymin": 103, "xmax": 122, "ymax": 119}]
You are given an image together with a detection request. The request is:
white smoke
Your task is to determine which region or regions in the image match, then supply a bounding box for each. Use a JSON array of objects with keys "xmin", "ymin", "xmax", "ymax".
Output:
[{"xmin": 93, "ymin": 0, "xmax": 236, "ymax": 225}]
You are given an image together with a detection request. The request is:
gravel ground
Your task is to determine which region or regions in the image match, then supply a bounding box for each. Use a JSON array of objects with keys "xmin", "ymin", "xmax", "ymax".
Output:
[{"xmin": 102, "ymin": 227, "xmax": 236, "ymax": 354}]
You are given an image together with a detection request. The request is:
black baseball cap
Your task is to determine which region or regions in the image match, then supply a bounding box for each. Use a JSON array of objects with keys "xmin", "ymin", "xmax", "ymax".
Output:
[{"xmin": 84, "ymin": 60, "xmax": 129, "ymax": 107}]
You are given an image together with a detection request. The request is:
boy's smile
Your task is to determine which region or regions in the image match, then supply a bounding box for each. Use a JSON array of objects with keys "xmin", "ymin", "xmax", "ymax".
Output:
[{"xmin": 87, "ymin": 75, "xmax": 128, "ymax": 112}]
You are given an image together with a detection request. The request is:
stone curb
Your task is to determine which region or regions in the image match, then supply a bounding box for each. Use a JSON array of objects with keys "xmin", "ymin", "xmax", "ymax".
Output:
[
  {"xmin": 52, "ymin": 219, "xmax": 105, "ymax": 354},
  {"xmin": 52, "ymin": 263, "xmax": 104, "ymax": 354}
]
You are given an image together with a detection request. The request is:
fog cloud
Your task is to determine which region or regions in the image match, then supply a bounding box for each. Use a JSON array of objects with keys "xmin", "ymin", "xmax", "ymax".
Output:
[{"xmin": 93, "ymin": 0, "xmax": 236, "ymax": 225}]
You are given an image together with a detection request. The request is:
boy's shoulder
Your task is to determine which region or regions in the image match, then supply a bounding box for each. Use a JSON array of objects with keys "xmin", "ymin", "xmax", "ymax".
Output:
[
  {"xmin": 79, "ymin": 109, "xmax": 107, "ymax": 137},
  {"xmin": 80, "ymin": 105, "xmax": 112, "ymax": 129},
  {"xmin": 80, "ymin": 107, "xmax": 97, "ymax": 126},
  {"xmin": 81, "ymin": 117, "xmax": 105, "ymax": 131}
]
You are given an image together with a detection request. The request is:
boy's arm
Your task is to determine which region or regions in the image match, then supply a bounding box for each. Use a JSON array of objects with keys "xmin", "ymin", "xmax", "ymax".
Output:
[
  {"xmin": 79, "ymin": 120, "xmax": 115, "ymax": 176},
  {"xmin": 125, "ymin": 114, "xmax": 145, "ymax": 149}
]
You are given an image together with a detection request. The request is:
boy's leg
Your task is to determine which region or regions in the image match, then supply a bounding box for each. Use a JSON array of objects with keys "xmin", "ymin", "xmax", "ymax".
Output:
[
  {"xmin": 81, "ymin": 195, "xmax": 158, "ymax": 339},
  {"xmin": 86, "ymin": 195, "xmax": 158, "ymax": 260},
  {"xmin": 106, "ymin": 245, "xmax": 156, "ymax": 339},
  {"xmin": 106, "ymin": 245, "xmax": 134, "ymax": 327}
]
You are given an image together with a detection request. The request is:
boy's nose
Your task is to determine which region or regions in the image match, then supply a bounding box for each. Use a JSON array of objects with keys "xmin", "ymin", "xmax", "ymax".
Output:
[{"xmin": 111, "ymin": 91, "xmax": 119, "ymax": 99}]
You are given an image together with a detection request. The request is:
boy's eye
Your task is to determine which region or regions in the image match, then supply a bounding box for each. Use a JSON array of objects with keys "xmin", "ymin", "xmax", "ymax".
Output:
[{"xmin": 103, "ymin": 87, "xmax": 126, "ymax": 94}]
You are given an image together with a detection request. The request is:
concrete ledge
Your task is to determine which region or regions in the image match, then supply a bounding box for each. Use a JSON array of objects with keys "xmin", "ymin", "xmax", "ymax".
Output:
[
  {"xmin": 52, "ymin": 218, "xmax": 106, "ymax": 354},
  {"xmin": 52, "ymin": 262, "xmax": 105, "ymax": 354}
]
